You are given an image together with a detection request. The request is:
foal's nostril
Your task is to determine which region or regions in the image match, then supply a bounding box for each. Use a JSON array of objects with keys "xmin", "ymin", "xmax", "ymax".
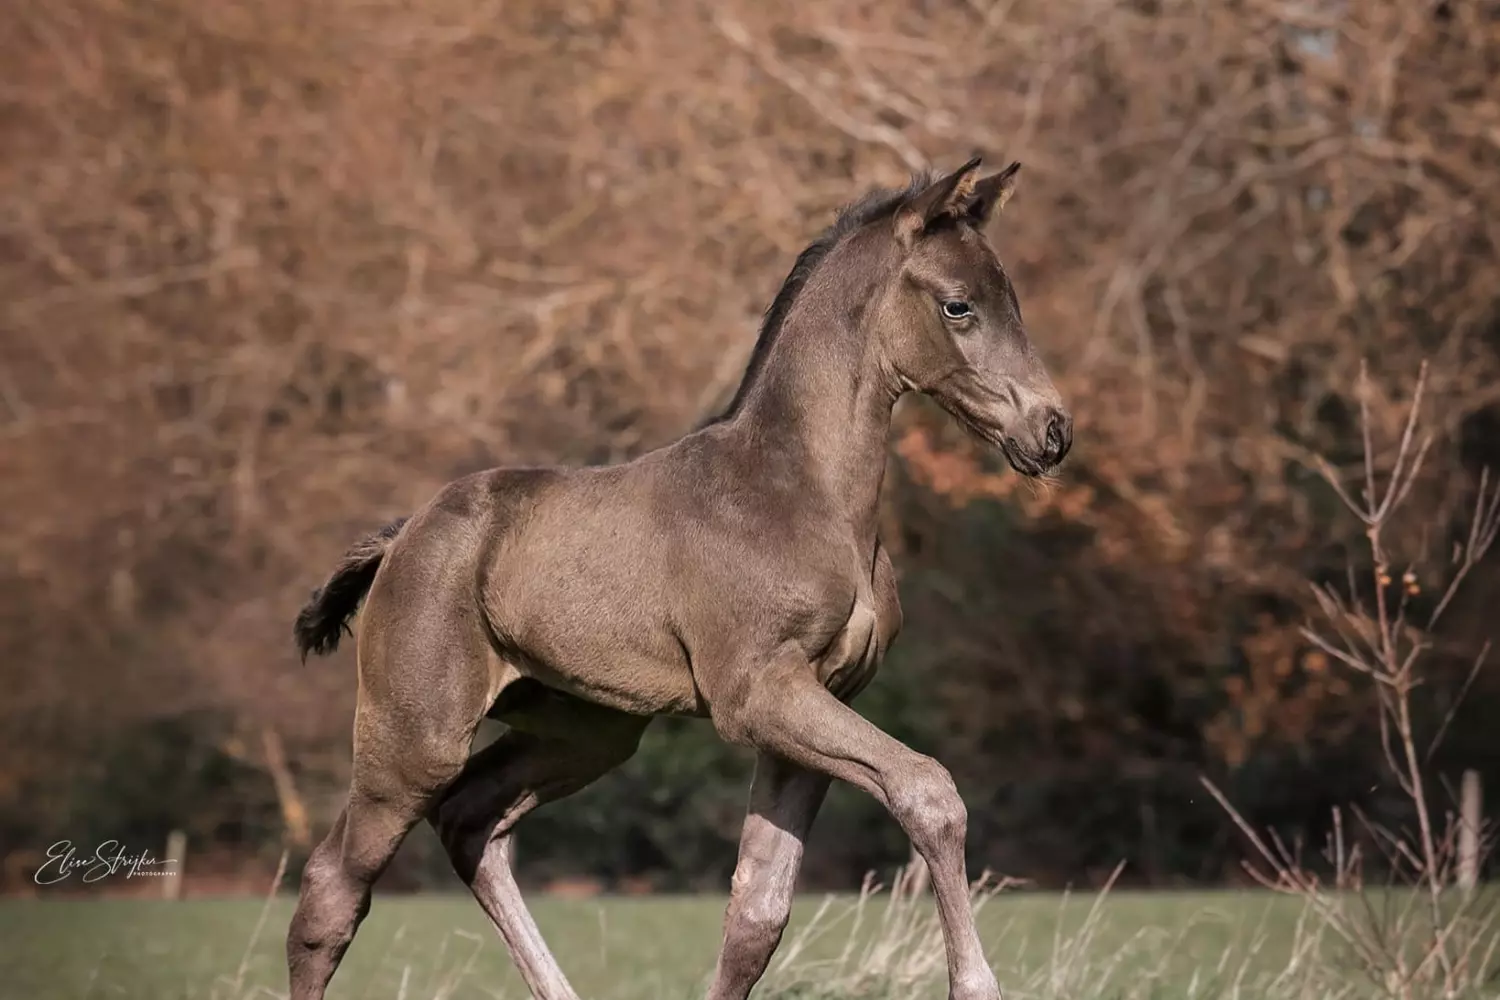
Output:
[{"xmin": 1044, "ymin": 411, "xmax": 1072, "ymax": 465}]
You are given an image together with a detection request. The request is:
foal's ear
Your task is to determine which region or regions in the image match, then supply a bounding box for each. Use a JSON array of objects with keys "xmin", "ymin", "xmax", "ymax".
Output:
[
  {"xmin": 894, "ymin": 156, "xmax": 984, "ymax": 249},
  {"xmin": 960, "ymin": 161, "xmax": 1021, "ymax": 228}
]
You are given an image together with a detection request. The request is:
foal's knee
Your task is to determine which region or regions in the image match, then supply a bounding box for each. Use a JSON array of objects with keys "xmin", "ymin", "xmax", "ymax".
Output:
[
  {"xmin": 890, "ymin": 757, "xmax": 967, "ymax": 851},
  {"xmin": 718, "ymin": 885, "xmax": 794, "ymax": 991},
  {"xmin": 730, "ymin": 883, "xmax": 793, "ymax": 953}
]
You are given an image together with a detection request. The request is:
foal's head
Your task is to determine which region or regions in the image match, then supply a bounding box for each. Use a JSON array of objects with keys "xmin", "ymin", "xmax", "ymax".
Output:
[{"xmin": 870, "ymin": 157, "xmax": 1071, "ymax": 477}]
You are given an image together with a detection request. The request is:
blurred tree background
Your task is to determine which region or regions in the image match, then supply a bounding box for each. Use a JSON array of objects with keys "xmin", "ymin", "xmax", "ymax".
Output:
[{"xmin": 2, "ymin": 0, "xmax": 1498, "ymax": 893}]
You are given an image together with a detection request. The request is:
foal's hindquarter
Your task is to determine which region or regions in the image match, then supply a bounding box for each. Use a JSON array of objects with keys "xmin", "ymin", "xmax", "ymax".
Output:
[{"xmin": 287, "ymin": 475, "xmax": 657, "ymax": 1000}]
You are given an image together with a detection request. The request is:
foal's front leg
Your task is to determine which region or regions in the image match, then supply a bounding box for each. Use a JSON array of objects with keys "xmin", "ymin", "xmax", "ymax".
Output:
[
  {"xmin": 712, "ymin": 655, "xmax": 999, "ymax": 1000},
  {"xmin": 708, "ymin": 752, "xmax": 830, "ymax": 1000}
]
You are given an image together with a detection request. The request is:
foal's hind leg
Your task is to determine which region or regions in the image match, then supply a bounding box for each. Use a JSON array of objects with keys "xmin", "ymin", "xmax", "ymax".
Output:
[
  {"xmin": 707, "ymin": 752, "xmax": 830, "ymax": 1000},
  {"xmin": 431, "ymin": 695, "xmax": 649, "ymax": 1000},
  {"xmin": 287, "ymin": 780, "xmax": 446, "ymax": 1000},
  {"xmin": 287, "ymin": 613, "xmax": 492, "ymax": 997},
  {"xmin": 287, "ymin": 718, "xmax": 473, "ymax": 1000}
]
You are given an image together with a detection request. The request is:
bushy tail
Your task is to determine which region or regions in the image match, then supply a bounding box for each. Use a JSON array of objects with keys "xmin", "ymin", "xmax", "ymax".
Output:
[{"xmin": 293, "ymin": 517, "xmax": 410, "ymax": 661}]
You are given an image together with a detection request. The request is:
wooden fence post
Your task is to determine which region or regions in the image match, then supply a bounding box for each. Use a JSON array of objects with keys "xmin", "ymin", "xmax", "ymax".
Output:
[
  {"xmin": 163, "ymin": 829, "xmax": 187, "ymax": 900},
  {"xmin": 1459, "ymin": 769, "xmax": 1481, "ymax": 897}
]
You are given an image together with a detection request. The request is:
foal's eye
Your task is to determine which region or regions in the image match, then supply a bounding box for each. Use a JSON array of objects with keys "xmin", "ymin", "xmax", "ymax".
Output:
[{"xmin": 940, "ymin": 300, "xmax": 973, "ymax": 321}]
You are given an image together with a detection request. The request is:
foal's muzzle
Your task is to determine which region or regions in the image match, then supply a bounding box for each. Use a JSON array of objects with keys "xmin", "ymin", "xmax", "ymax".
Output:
[{"xmin": 1002, "ymin": 405, "xmax": 1071, "ymax": 477}]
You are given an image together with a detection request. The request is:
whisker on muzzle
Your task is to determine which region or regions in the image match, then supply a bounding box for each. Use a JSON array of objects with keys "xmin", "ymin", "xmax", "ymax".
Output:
[{"xmin": 1023, "ymin": 470, "xmax": 1065, "ymax": 497}]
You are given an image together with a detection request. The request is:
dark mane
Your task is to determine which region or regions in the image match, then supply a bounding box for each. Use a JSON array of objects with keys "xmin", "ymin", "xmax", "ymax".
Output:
[{"xmin": 703, "ymin": 171, "xmax": 938, "ymax": 425}]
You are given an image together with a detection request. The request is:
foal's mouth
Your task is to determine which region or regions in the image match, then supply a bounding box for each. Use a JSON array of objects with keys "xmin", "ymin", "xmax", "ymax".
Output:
[{"xmin": 936, "ymin": 390, "xmax": 1057, "ymax": 479}]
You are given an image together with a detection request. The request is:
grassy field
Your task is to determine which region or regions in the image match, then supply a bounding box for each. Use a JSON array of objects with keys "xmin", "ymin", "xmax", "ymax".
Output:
[{"xmin": 0, "ymin": 887, "xmax": 1320, "ymax": 1000}]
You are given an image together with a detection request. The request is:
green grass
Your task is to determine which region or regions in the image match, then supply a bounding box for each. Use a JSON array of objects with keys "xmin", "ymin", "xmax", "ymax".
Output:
[{"xmin": 0, "ymin": 889, "xmax": 1310, "ymax": 1000}]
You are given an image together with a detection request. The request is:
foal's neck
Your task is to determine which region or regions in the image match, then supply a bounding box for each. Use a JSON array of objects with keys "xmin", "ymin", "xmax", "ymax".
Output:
[{"xmin": 729, "ymin": 262, "xmax": 896, "ymax": 544}]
